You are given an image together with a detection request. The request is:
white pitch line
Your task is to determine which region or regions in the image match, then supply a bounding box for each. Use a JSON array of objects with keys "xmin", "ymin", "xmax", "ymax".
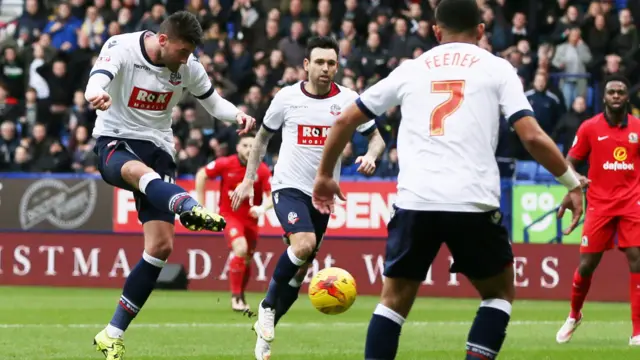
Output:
[{"xmin": 0, "ymin": 320, "xmax": 628, "ymax": 329}]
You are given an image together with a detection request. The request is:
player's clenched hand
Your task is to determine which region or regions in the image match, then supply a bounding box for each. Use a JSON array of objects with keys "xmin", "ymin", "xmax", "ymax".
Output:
[
  {"xmin": 312, "ymin": 174, "xmax": 346, "ymax": 215},
  {"xmin": 578, "ymin": 175, "xmax": 591, "ymax": 188},
  {"xmin": 249, "ymin": 205, "xmax": 266, "ymax": 219},
  {"xmin": 236, "ymin": 112, "xmax": 256, "ymax": 135},
  {"xmin": 355, "ymin": 155, "xmax": 376, "ymax": 176},
  {"xmin": 231, "ymin": 179, "xmax": 254, "ymax": 211},
  {"xmin": 557, "ymin": 187, "xmax": 584, "ymax": 235},
  {"xmin": 88, "ymin": 93, "xmax": 112, "ymax": 111}
]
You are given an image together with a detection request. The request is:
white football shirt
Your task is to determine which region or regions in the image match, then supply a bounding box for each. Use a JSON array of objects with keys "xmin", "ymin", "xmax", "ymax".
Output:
[
  {"xmin": 263, "ymin": 81, "xmax": 376, "ymax": 196},
  {"xmin": 89, "ymin": 31, "xmax": 214, "ymax": 156},
  {"xmin": 357, "ymin": 43, "xmax": 534, "ymax": 212}
]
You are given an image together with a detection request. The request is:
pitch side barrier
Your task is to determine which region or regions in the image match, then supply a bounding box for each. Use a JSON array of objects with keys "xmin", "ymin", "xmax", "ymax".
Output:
[{"xmin": 0, "ymin": 173, "xmax": 626, "ymax": 301}]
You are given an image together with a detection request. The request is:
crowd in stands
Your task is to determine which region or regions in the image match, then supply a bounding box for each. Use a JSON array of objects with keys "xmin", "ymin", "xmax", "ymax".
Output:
[{"xmin": 0, "ymin": 0, "xmax": 637, "ymax": 179}]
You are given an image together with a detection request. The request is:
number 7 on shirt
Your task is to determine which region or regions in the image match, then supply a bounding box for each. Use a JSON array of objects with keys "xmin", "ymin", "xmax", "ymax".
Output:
[{"xmin": 430, "ymin": 80, "xmax": 465, "ymax": 136}]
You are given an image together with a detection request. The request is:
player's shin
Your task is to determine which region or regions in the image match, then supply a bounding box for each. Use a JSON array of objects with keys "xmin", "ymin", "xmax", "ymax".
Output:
[
  {"xmin": 263, "ymin": 246, "xmax": 306, "ymax": 308},
  {"xmin": 274, "ymin": 276, "xmax": 303, "ymax": 325},
  {"xmin": 570, "ymin": 268, "xmax": 592, "ymax": 319},
  {"xmin": 364, "ymin": 304, "xmax": 404, "ymax": 360},
  {"xmin": 465, "ymin": 299, "xmax": 511, "ymax": 360},
  {"xmin": 107, "ymin": 251, "xmax": 165, "ymax": 338},
  {"xmin": 138, "ymin": 172, "xmax": 199, "ymax": 214},
  {"xmin": 229, "ymin": 255, "xmax": 245, "ymax": 297}
]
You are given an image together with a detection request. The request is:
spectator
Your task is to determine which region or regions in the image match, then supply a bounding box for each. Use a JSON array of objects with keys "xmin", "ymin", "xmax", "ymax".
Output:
[
  {"xmin": 0, "ymin": 47, "xmax": 26, "ymax": 99},
  {"xmin": 178, "ymin": 139, "xmax": 207, "ymax": 175},
  {"xmin": 611, "ymin": 9, "xmax": 638, "ymax": 72},
  {"xmin": 81, "ymin": 5, "xmax": 107, "ymax": 48},
  {"xmin": 377, "ymin": 147, "xmax": 399, "ymax": 178},
  {"xmin": 0, "ymin": 83, "xmax": 19, "ymax": 122},
  {"xmin": 0, "ymin": 121, "xmax": 19, "ymax": 169},
  {"xmin": 552, "ymin": 96, "xmax": 591, "ymax": 156},
  {"xmin": 552, "ymin": 27, "xmax": 592, "ymax": 108},
  {"xmin": 44, "ymin": 2, "xmax": 82, "ymax": 53},
  {"xmin": 278, "ymin": 20, "xmax": 305, "ymax": 67},
  {"xmin": 525, "ymin": 72, "xmax": 564, "ymax": 136},
  {"xmin": 9, "ymin": 146, "xmax": 31, "ymax": 172},
  {"xmin": 15, "ymin": 0, "xmax": 48, "ymax": 46}
]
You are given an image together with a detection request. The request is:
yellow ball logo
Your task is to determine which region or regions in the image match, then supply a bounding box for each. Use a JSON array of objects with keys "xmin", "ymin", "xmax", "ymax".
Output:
[{"xmin": 613, "ymin": 147, "xmax": 628, "ymax": 161}]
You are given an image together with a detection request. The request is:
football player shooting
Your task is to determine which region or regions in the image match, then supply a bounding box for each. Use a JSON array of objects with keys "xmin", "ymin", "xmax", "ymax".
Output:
[
  {"xmin": 312, "ymin": 0, "xmax": 583, "ymax": 359},
  {"xmin": 86, "ymin": 11, "xmax": 255, "ymax": 360},
  {"xmin": 231, "ymin": 36, "xmax": 386, "ymax": 360},
  {"xmin": 556, "ymin": 75, "xmax": 640, "ymax": 345}
]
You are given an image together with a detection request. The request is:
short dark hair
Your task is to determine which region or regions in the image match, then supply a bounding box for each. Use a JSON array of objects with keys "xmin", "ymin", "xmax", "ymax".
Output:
[
  {"xmin": 158, "ymin": 11, "xmax": 203, "ymax": 46},
  {"xmin": 305, "ymin": 36, "xmax": 339, "ymax": 60},
  {"xmin": 604, "ymin": 74, "xmax": 631, "ymax": 90},
  {"xmin": 435, "ymin": 0, "xmax": 482, "ymax": 34}
]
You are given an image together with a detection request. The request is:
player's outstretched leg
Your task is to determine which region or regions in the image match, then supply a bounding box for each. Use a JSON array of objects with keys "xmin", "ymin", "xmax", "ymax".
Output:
[
  {"xmin": 95, "ymin": 250, "xmax": 166, "ymax": 358},
  {"xmin": 118, "ymin": 160, "xmax": 225, "ymax": 232},
  {"xmin": 464, "ymin": 267, "xmax": 515, "ymax": 360},
  {"xmin": 624, "ymin": 247, "xmax": 640, "ymax": 345},
  {"xmin": 556, "ymin": 253, "xmax": 601, "ymax": 344}
]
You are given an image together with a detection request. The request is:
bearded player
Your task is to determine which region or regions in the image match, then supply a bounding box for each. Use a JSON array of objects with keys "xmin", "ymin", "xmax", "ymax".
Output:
[
  {"xmin": 231, "ymin": 36, "xmax": 386, "ymax": 360},
  {"xmin": 195, "ymin": 133, "xmax": 273, "ymax": 312},
  {"xmin": 556, "ymin": 74, "xmax": 640, "ymax": 345},
  {"xmin": 85, "ymin": 11, "xmax": 255, "ymax": 360}
]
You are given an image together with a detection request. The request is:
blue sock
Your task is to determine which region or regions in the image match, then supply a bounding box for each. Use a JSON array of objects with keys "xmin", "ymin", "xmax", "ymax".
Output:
[
  {"xmin": 465, "ymin": 299, "xmax": 512, "ymax": 360},
  {"xmin": 140, "ymin": 174, "xmax": 199, "ymax": 214},
  {"xmin": 365, "ymin": 304, "xmax": 404, "ymax": 360},
  {"xmin": 263, "ymin": 247, "xmax": 305, "ymax": 308},
  {"xmin": 274, "ymin": 278, "xmax": 302, "ymax": 325},
  {"xmin": 109, "ymin": 252, "xmax": 165, "ymax": 332}
]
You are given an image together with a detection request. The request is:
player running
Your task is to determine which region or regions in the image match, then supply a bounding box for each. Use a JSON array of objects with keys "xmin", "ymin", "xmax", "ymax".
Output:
[
  {"xmin": 556, "ymin": 74, "xmax": 640, "ymax": 345},
  {"xmin": 195, "ymin": 133, "xmax": 273, "ymax": 312},
  {"xmin": 312, "ymin": 1, "xmax": 584, "ymax": 359},
  {"xmin": 231, "ymin": 36, "xmax": 386, "ymax": 360},
  {"xmin": 85, "ymin": 11, "xmax": 255, "ymax": 360}
]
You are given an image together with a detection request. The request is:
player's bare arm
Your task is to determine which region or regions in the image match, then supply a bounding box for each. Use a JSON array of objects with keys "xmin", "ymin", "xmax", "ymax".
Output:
[
  {"xmin": 194, "ymin": 167, "xmax": 209, "ymax": 204},
  {"xmin": 356, "ymin": 128, "xmax": 386, "ymax": 176},
  {"xmin": 566, "ymin": 155, "xmax": 591, "ymax": 187},
  {"xmin": 231, "ymin": 126, "xmax": 273, "ymax": 210},
  {"xmin": 313, "ymin": 102, "xmax": 369, "ymax": 213},
  {"xmin": 512, "ymin": 116, "xmax": 583, "ymax": 234}
]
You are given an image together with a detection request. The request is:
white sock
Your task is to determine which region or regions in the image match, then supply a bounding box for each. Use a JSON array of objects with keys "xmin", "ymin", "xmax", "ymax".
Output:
[
  {"xmin": 138, "ymin": 172, "xmax": 161, "ymax": 195},
  {"xmin": 106, "ymin": 323, "xmax": 124, "ymax": 339}
]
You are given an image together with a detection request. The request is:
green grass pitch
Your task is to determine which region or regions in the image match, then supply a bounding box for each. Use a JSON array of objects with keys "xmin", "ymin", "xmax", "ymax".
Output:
[{"xmin": 0, "ymin": 286, "xmax": 638, "ymax": 359}]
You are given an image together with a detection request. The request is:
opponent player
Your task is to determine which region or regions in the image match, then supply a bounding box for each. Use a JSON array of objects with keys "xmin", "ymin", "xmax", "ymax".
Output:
[
  {"xmin": 312, "ymin": 1, "xmax": 584, "ymax": 359},
  {"xmin": 195, "ymin": 133, "xmax": 273, "ymax": 312},
  {"xmin": 556, "ymin": 75, "xmax": 640, "ymax": 345},
  {"xmin": 231, "ymin": 36, "xmax": 386, "ymax": 360},
  {"xmin": 85, "ymin": 11, "xmax": 255, "ymax": 360}
]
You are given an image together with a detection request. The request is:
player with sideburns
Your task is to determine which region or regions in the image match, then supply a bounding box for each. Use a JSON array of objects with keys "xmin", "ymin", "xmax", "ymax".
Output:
[
  {"xmin": 312, "ymin": 0, "xmax": 584, "ymax": 359},
  {"xmin": 84, "ymin": 11, "xmax": 255, "ymax": 360},
  {"xmin": 231, "ymin": 36, "xmax": 387, "ymax": 360}
]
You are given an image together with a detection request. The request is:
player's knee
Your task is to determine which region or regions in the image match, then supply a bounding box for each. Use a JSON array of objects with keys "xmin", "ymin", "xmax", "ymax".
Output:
[
  {"xmin": 121, "ymin": 160, "xmax": 155, "ymax": 189},
  {"xmin": 231, "ymin": 237, "xmax": 249, "ymax": 258},
  {"xmin": 628, "ymin": 257, "xmax": 640, "ymax": 273},
  {"xmin": 578, "ymin": 258, "xmax": 600, "ymax": 276},
  {"xmin": 144, "ymin": 235, "xmax": 174, "ymax": 260},
  {"xmin": 289, "ymin": 232, "xmax": 317, "ymax": 260}
]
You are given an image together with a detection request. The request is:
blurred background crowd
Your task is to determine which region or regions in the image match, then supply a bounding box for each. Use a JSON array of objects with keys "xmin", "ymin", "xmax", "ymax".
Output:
[{"xmin": 0, "ymin": 0, "xmax": 636, "ymax": 179}]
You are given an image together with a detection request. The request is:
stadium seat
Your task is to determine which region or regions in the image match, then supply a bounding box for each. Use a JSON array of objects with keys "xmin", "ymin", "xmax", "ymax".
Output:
[
  {"xmin": 535, "ymin": 165, "xmax": 557, "ymax": 183},
  {"xmin": 515, "ymin": 161, "xmax": 538, "ymax": 180}
]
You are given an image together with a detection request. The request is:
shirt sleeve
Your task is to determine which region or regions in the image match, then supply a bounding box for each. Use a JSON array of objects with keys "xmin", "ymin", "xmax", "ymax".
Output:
[
  {"xmin": 89, "ymin": 37, "xmax": 126, "ymax": 81},
  {"xmin": 186, "ymin": 57, "xmax": 214, "ymax": 100},
  {"xmin": 355, "ymin": 62, "xmax": 408, "ymax": 119},
  {"xmin": 567, "ymin": 121, "xmax": 591, "ymax": 161},
  {"xmin": 262, "ymin": 88, "xmax": 287, "ymax": 132},
  {"xmin": 203, "ymin": 157, "xmax": 226, "ymax": 178},
  {"xmin": 498, "ymin": 63, "xmax": 535, "ymax": 125}
]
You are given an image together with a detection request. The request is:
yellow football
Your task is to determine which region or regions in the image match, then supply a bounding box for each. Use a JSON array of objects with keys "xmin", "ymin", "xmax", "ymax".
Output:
[{"xmin": 308, "ymin": 267, "xmax": 357, "ymax": 315}]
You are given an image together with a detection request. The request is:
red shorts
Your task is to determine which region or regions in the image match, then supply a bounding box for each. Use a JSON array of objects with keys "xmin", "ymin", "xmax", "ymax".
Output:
[
  {"xmin": 223, "ymin": 215, "xmax": 259, "ymax": 254},
  {"xmin": 580, "ymin": 212, "xmax": 640, "ymax": 253}
]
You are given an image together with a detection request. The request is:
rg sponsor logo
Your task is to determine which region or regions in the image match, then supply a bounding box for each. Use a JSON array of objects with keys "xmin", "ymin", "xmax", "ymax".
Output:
[
  {"xmin": 297, "ymin": 125, "xmax": 330, "ymax": 146},
  {"xmin": 127, "ymin": 87, "xmax": 173, "ymax": 111}
]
